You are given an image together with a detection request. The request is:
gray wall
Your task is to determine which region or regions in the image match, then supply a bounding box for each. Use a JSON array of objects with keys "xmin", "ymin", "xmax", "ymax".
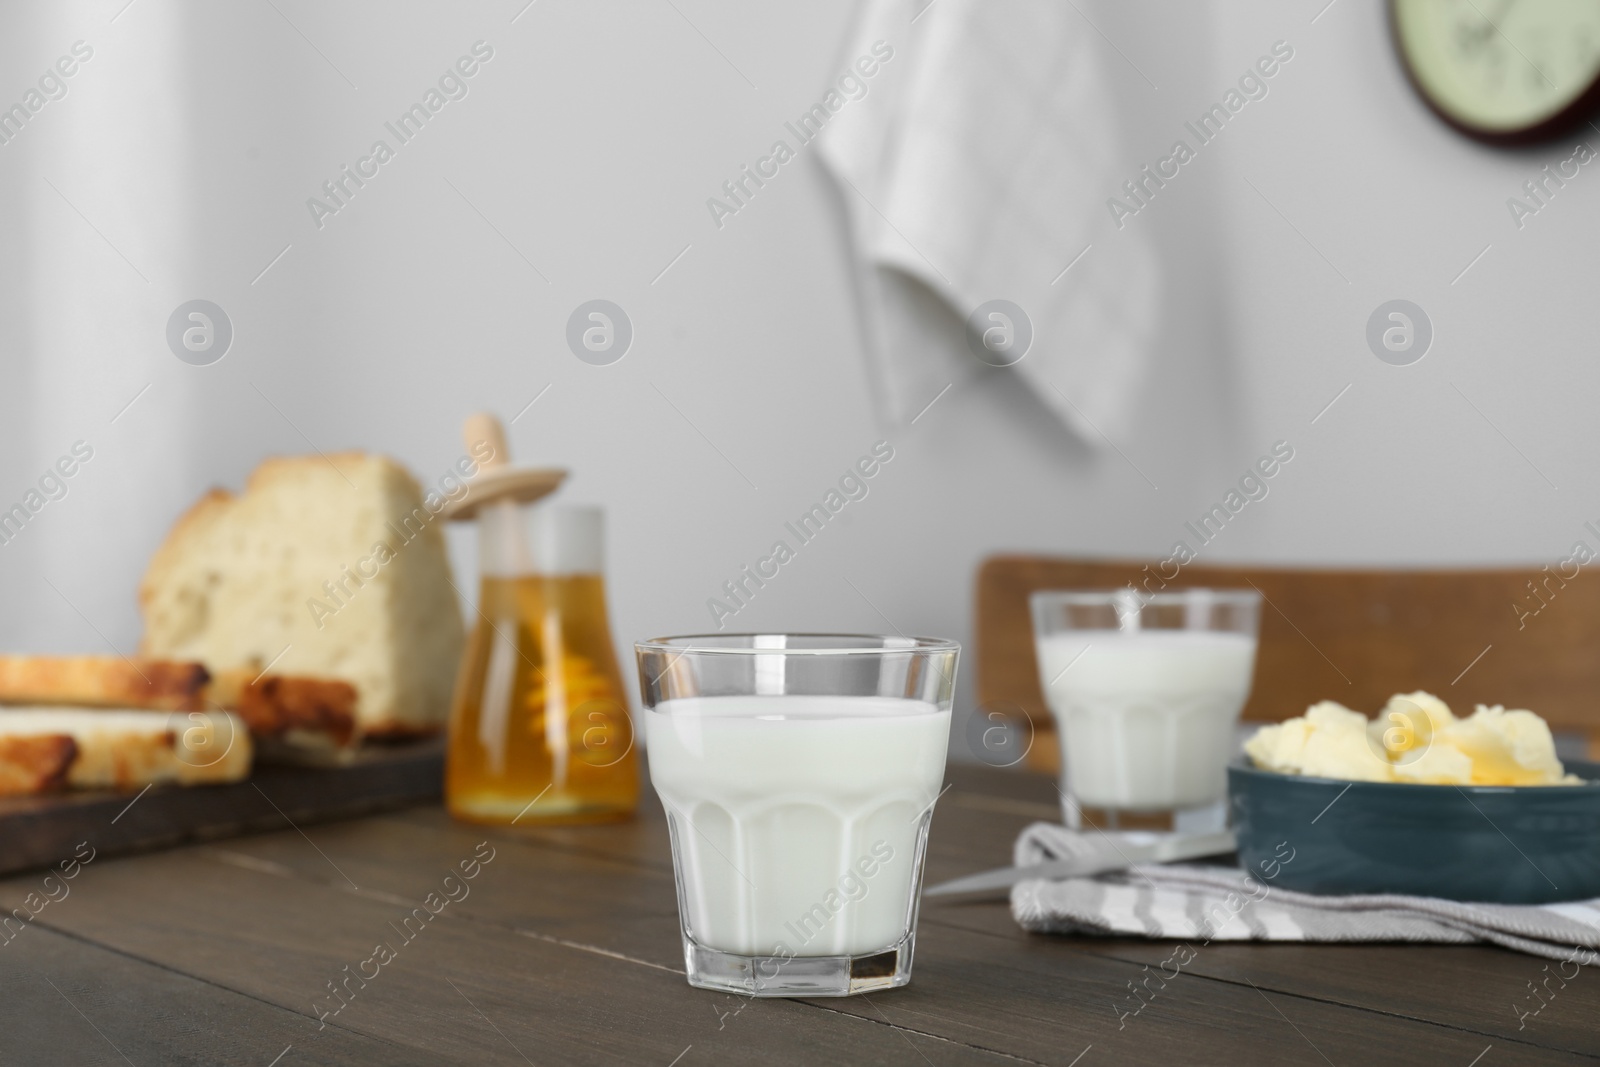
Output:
[{"xmin": 1, "ymin": 1, "xmax": 1593, "ymax": 752}]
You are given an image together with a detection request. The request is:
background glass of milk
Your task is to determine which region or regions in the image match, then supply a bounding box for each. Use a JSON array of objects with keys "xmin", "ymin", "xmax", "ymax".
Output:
[
  {"xmin": 1030, "ymin": 589, "xmax": 1260, "ymax": 830},
  {"xmin": 636, "ymin": 633, "xmax": 958, "ymax": 997}
]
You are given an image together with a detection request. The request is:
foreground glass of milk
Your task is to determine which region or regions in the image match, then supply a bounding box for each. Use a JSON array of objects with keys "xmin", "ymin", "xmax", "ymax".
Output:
[
  {"xmin": 636, "ymin": 634, "xmax": 958, "ymax": 997},
  {"xmin": 1031, "ymin": 590, "xmax": 1260, "ymax": 827}
]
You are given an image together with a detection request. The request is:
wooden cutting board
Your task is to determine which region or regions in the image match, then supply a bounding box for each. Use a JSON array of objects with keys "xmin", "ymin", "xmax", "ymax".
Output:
[{"xmin": 0, "ymin": 740, "xmax": 442, "ymax": 878}]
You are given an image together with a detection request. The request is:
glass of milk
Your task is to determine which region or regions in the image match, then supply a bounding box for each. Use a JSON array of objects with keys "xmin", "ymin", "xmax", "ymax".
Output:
[
  {"xmin": 635, "ymin": 633, "xmax": 958, "ymax": 997},
  {"xmin": 1031, "ymin": 589, "xmax": 1260, "ymax": 828}
]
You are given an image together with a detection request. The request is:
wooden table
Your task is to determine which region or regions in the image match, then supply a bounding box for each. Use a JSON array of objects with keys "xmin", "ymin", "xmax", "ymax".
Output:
[{"xmin": 2, "ymin": 762, "xmax": 1595, "ymax": 1065}]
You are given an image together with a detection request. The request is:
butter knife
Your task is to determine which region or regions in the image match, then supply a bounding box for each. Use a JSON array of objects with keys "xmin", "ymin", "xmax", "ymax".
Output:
[{"xmin": 922, "ymin": 829, "xmax": 1237, "ymax": 900}]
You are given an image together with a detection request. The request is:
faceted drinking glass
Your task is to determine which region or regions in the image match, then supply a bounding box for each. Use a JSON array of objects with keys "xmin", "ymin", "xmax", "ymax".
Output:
[
  {"xmin": 635, "ymin": 633, "xmax": 958, "ymax": 997},
  {"xmin": 1031, "ymin": 589, "xmax": 1260, "ymax": 828}
]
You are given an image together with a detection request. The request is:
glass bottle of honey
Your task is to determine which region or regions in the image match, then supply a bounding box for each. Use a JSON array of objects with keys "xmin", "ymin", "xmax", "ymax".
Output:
[{"xmin": 444, "ymin": 415, "xmax": 638, "ymax": 825}]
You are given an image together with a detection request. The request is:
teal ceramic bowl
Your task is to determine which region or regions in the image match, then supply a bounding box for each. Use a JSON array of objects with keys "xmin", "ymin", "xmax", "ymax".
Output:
[{"xmin": 1229, "ymin": 758, "xmax": 1600, "ymax": 904}]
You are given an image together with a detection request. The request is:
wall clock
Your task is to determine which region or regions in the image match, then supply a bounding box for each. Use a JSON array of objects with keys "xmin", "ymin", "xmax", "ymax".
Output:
[{"xmin": 1391, "ymin": 0, "xmax": 1600, "ymax": 143}]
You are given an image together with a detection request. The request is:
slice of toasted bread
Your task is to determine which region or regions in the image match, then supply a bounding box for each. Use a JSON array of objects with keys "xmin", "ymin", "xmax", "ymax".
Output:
[
  {"xmin": 205, "ymin": 668, "xmax": 357, "ymax": 746},
  {"xmin": 0, "ymin": 655, "xmax": 209, "ymax": 711},
  {"xmin": 0, "ymin": 734, "xmax": 77, "ymax": 797},
  {"xmin": 0, "ymin": 709, "xmax": 251, "ymax": 794},
  {"xmin": 0, "ymin": 656, "xmax": 359, "ymax": 749}
]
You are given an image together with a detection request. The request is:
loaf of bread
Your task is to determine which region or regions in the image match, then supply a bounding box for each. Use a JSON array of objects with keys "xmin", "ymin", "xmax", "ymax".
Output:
[
  {"xmin": 0, "ymin": 709, "xmax": 251, "ymax": 796},
  {"xmin": 0, "ymin": 655, "xmax": 358, "ymax": 747},
  {"xmin": 139, "ymin": 453, "xmax": 465, "ymax": 739}
]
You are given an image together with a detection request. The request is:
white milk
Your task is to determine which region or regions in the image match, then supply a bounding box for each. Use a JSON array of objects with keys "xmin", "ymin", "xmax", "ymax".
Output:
[
  {"xmin": 646, "ymin": 695, "xmax": 949, "ymax": 957},
  {"xmin": 1035, "ymin": 631, "xmax": 1256, "ymax": 810}
]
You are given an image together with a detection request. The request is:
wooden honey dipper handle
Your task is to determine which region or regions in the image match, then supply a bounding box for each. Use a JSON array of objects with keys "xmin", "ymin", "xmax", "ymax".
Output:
[
  {"xmin": 443, "ymin": 411, "xmax": 567, "ymax": 521},
  {"xmin": 464, "ymin": 412, "xmax": 510, "ymax": 470}
]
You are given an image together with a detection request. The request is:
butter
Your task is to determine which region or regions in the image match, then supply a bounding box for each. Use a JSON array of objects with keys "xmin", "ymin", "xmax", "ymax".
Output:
[
  {"xmin": 1245, "ymin": 691, "xmax": 1581, "ymax": 786},
  {"xmin": 1389, "ymin": 724, "xmax": 1474, "ymax": 784},
  {"xmin": 1245, "ymin": 701, "xmax": 1394, "ymax": 782},
  {"xmin": 1448, "ymin": 705, "xmax": 1571, "ymax": 785},
  {"xmin": 1300, "ymin": 701, "xmax": 1395, "ymax": 782}
]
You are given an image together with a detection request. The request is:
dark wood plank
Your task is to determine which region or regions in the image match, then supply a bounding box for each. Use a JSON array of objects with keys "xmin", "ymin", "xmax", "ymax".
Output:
[
  {"xmin": 35, "ymin": 825, "xmax": 1588, "ymax": 1066},
  {"xmin": 206, "ymin": 817, "xmax": 683, "ymax": 965},
  {"xmin": 18, "ymin": 756, "xmax": 1599, "ymax": 1063},
  {"xmin": 0, "ymin": 921, "xmax": 434, "ymax": 1065},
  {"xmin": 1, "ymin": 846, "xmax": 1024, "ymax": 1066},
  {"xmin": 848, "ymin": 916, "xmax": 1594, "ymax": 1067},
  {"xmin": 383, "ymin": 762, "xmax": 1600, "ymax": 1057},
  {"xmin": 1073, "ymin": 939, "xmax": 1600, "ymax": 1060},
  {"xmin": 921, "ymin": 904, "xmax": 1600, "ymax": 1060},
  {"xmin": 157, "ymin": 798, "xmax": 1600, "ymax": 1064},
  {"xmin": 0, "ymin": 740, "xmax": 442, "ymax": 878}
]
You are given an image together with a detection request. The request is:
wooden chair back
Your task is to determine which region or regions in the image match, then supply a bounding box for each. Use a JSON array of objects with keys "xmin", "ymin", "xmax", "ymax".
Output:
[{"xmin": 975, "ymin": 555, "xmax": 1600, "ymax": 772}]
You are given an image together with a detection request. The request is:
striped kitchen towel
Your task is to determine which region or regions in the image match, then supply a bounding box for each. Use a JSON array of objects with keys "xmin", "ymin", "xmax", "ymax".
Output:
[{"xmin": 1011, "ymin": 822, "xmax": 1600, "ymax": 966}]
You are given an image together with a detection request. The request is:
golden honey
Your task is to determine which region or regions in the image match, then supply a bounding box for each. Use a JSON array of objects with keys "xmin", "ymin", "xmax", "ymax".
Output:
[{"xmin": 446, "ymin": 574, "xmax": 638, "ymax": 824}]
